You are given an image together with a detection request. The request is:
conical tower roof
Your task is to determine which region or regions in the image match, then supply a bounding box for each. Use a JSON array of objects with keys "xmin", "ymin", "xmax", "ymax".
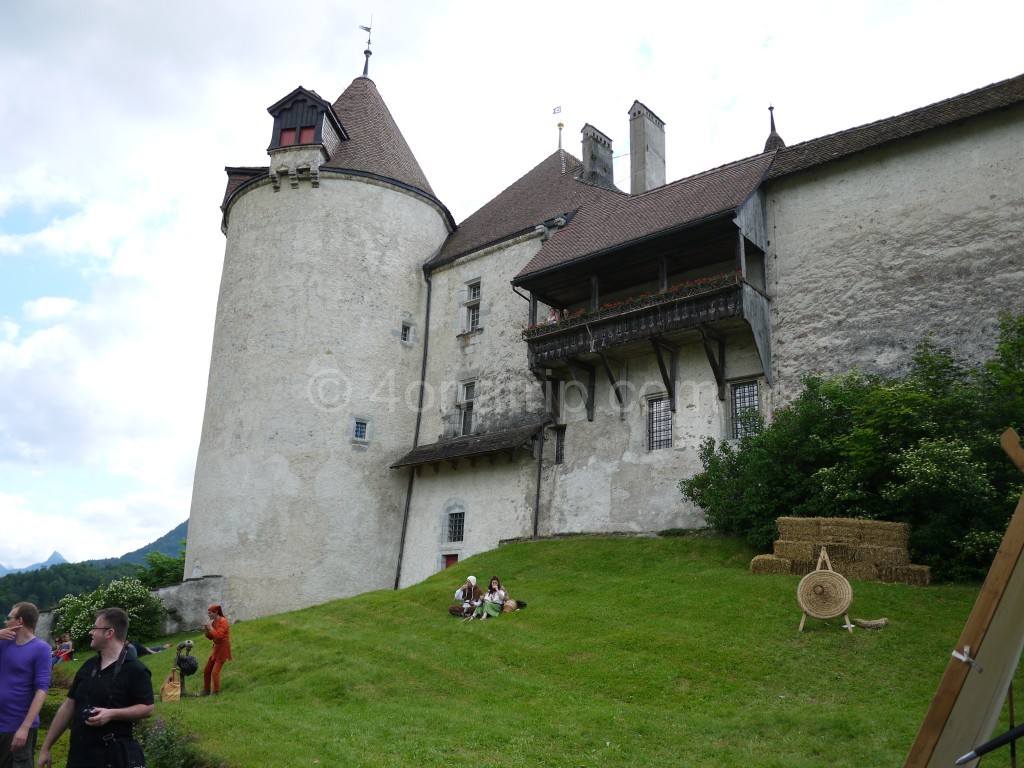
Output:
[{"xmin": 328, "ymin": 77, "xmax": 435, "ymax": 195}]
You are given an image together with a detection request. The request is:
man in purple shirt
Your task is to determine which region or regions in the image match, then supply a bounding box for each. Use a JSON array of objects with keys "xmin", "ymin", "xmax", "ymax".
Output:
[{"xmin": 0, "ymin": 602, "xmax": 51, "ymax": 768}]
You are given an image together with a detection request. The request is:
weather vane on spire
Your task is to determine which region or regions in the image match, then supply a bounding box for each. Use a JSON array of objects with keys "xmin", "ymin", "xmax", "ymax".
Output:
[{"xmin": 360, "ymin": 19, "xmax": 373, "ymax": 77}]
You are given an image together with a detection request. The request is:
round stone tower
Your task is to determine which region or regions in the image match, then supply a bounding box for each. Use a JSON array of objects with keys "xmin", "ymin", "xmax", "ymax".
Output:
[{"xmin": 185, "ymin": 76, "xmax": 453, "ymax": 620}]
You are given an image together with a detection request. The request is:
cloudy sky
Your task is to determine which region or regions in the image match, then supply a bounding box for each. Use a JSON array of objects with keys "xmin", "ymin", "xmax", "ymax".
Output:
[{"xmin": 1, "ymin": 0, "xmax": 1021, "ymax": 568}]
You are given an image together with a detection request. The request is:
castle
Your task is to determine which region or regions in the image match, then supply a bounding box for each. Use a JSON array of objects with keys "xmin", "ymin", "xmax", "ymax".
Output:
[{"xmin": 184, "ymin": 56, "xmax": 1024, "ymax": 621}]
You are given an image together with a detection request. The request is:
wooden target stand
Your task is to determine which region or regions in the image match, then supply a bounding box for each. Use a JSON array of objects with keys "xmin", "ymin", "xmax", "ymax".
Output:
[
  {"xmin": 797, "ymin": 547, "xmax": 854, "ymax": 633},
  {"xmin": 905, "ymin": 429, "xmax": 1024, "ymax": 767}
]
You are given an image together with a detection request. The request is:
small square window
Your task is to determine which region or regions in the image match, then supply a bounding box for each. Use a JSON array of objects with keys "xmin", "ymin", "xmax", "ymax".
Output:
[
  {"xmin": 299, "ymin": 126, "xmax": 315, "ymax": 143},
  {"xmin": 354, "ymin": 420, "xmax": 367, "ymax": 440},
  {"xmin": 647, "ymin": 396, "xmax": 672, "ymax": 450},
  {"xmin": 401, "ymin": 323, "xmax": 411, "ymax": 342},
  {"xmin": 280, "ymin": 128, "xmax": 296, "ymax": 146}
]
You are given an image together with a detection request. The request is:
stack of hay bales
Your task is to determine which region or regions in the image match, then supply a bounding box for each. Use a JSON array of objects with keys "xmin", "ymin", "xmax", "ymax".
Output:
[{"xmin": 750, "ymin": 517, "xmax": 930, "ymax": 585}]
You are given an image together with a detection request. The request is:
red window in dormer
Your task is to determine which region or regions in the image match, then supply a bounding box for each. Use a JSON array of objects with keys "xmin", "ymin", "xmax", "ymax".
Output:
[
  {"xmin": 299, "ymin": 126, "xmax": 315, "ymax": 143},
  {"xmin": 279, "ymin": 128, "xmax": 296, "ymax": 146}
]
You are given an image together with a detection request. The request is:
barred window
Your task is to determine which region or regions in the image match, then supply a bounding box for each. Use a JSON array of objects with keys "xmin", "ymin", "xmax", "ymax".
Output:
[
  {"xmin": 731, "ymin": 381, "xmax": 760, "ymax": 438},
  {"xmin": 447, "ymin": 511, "xmax": 465, "ymax": 543},
  {"xmin": 354, "ymin": 420, "xmax": 367, "ymax": 440},
  {"xmin": 400, "ymin": 322, "xmax": 411, "ymax": 342},
  {"xmin": 647, "ymin": 396, "xmax": 672, "ymax": 450}
]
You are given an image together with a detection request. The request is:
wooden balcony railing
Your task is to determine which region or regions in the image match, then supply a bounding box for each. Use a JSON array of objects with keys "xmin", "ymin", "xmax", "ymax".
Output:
[{"xmin": 524, "ymin": 275, "xmax": 758, "ymax": 367}]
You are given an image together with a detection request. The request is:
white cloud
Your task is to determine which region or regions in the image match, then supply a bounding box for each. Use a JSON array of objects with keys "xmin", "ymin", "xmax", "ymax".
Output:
[{"xmin": 23, "ymin": 297, "xmax": 79, "ymax": 323}]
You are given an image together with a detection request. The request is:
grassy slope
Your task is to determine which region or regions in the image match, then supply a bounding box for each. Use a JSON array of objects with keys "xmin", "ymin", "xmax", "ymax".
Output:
[{"xmin": 52, "ymin": 535, "xmax": 986, "ymax": 767}]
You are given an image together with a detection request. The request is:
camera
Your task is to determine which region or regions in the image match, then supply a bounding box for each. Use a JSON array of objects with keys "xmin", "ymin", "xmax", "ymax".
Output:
[{"xmin": 81, "ymin": 707, "xmax": 97, "ymax": 723}]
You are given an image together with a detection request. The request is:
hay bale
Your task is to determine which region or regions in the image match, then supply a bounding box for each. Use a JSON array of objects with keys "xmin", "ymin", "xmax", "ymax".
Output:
[
  {"xmin": 819, "ymin": 518, "xmax": 864, "ymax": 544},
  {"xmin": 838, "ymin": 561, "xmax": 877, "ymax": 581},
  {"xmin": 777, "ymin": 517, "xmax": 820, "ymax": 540},
  {"xmin": 773, "ymin": 540, "xmax": 817, "ymax": 561},
  {"xmin": 789, "ymin": 559, "xmax": 817, "ymax": 576},
  {"xmin": 856, "ymin": 545, "xmax": 910, "ymax": 567},
  {"xmin": 860, "ymin": 519, "xmax": 911, "ymax": 547},
  {"xmin": 750, "ymin": 554, "xmax": 792, "ymax": 575},
  {"xmin": 892, "ymin": 565, "xmax": 931, "ymax": 586},
  {"xmin": 814, "ymin": 542, "xmax": 856, "ymax": 561}
]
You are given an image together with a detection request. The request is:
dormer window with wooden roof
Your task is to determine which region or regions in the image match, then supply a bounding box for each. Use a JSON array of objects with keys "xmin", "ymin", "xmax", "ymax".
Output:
[{"xmin": 266, "ymin": 86, "xmax": 347, "ymax": 154}]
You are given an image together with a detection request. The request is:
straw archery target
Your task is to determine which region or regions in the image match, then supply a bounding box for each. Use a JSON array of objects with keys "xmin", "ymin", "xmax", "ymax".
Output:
[{"xmin": 797, "ymin": 569, "xmax": 853, "ymax": 619}]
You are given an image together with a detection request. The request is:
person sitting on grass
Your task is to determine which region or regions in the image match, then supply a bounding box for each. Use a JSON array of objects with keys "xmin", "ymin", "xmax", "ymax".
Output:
[
  {"xmin": 471, "ymin": 576, "xmax": 506, "ymax": 620},
  {"xmin": 51, "ymin": 634, "xmax": 73, "ymax": 665},
  {"xmin": 449, "ymin": 576, "xmax": 482, "ymax": 617}
]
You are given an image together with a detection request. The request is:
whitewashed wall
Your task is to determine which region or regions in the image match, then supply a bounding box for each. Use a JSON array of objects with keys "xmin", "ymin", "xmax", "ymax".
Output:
[
  {"xmin": 541, "ymin": 331, "xmax": 764, "ymax": 534},
  {"xmin": 187, "ymin": 172, "xmax": 449, "ymax": 620},
  {"xmin": 765, "ymin": 107, "xmax": 1024, "ymax": 408},
  {"xmin": 397, "ymin": 234, "xmax": 548, "ymax": 584}
]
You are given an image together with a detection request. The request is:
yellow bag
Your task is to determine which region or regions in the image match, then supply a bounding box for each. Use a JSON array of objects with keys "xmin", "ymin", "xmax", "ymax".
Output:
[
  {"xmin": 159, "ymin": 669, "xmax": 181, "ymax": 702},
  {"xmin": 502, "ymin": 599, "xmax": 518, "ymax": 613}
]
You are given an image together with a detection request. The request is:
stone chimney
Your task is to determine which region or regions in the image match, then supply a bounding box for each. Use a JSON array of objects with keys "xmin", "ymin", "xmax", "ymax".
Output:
[
  {"xmin": 628, "ymin": 101, "xmax": 666, "ymax": 194},
  {"xmin": 581, "ymin": 124, "xmax": 614, "ymax": 188}
]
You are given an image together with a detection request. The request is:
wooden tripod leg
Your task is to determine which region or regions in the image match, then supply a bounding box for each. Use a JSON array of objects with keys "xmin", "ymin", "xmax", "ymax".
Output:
[{"xmin": 798, "ymin": 612, "xmax": 808, "ymax": 632}]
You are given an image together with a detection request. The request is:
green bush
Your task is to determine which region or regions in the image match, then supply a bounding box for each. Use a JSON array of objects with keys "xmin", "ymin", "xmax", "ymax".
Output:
[
  {"xmin": 49, "ymin": 664, "xmax": 73, "ymax": 690},
  {"xmin": 137, "ymin": 718, "xmax": 227, "ymax": 768},
  {"xmin": 680, "ymin": 311, "xmax": 1024, "ymax": 581},
  {"xmin": 52, "ymin": 576, "xmax": 166, "ymax": 649}
]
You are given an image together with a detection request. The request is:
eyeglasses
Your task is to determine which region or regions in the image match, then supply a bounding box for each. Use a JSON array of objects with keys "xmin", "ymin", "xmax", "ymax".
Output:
[
  {"xmin": 89, "ymin": 626, "xmax": 114, "ymax": 633},
  {"xmin": 5, "ymin": 614, "xmax": 19, "ymax": 622}
]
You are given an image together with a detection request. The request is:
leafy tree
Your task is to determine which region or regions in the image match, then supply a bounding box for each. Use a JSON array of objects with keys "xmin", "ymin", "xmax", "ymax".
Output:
[
  {"xmin": 681, "ymin": 312, "xmax": 1024, "ymax": 581},
  {"xmin": 53, "ymin": 576, "xmax": 166, "ymax": 649},
  {"xmin": 0, "ymin": 562, "xmax": 138, "ymax": 613},
  {"xmin": 136, "ymin": 543, "xmax": 186, "ymax": 589}
]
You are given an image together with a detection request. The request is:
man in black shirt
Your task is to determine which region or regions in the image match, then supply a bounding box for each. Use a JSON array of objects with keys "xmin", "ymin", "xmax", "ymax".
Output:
[{"xmin": 37, "ymin": 608, "xmax": 153, "ymax": 768}]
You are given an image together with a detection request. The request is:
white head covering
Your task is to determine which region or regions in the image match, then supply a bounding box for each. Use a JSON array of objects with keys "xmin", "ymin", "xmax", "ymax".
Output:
[{"xmin": 467, "ymin": 576, "xmax": 477, "ymax": 586}]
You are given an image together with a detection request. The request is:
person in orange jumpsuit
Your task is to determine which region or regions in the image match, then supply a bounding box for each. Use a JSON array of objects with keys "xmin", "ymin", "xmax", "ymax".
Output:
[{"xmin": 201, "ymin": 605, "xmax": 232, "ymax": 696}]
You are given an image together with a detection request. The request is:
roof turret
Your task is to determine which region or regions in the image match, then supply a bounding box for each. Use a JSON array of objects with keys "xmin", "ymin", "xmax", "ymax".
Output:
[{"xmin": 327, "ymin": 77, "xmax": 435, "ymax": 195}]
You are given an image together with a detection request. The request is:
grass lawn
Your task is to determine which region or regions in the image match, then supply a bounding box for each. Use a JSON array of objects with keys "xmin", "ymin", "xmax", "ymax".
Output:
[{"xmin": 41, "ymin": 535, "xmax": 1000, "ymax": 766}]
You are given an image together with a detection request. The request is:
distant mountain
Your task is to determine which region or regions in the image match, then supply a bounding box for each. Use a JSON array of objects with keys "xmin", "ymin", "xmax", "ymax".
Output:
[
  {"xmin": 84, "ymin": 520, "xmax": 189, "ymax": 567},
  {"xmin": 0, "ymin": 520, "xmax": 190, "ymax": 611},
  {"xmin": 0, "ymin": 551, "xmax": 69, "ymax": 577},
  {"xmin": 0, "ymin": 520, "xmax": 188, "ymax": 576}
]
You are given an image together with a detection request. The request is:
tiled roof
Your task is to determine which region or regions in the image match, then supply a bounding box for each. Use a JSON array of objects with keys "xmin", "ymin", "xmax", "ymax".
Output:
[
  {"xmin": 512, "ymin": 72, "xmax": 1024, "ymax": 281},
  {"xmin": 390, "ymin": 423, "xmax": 546, "ymax": 468},
  {"xmin": 429, "ymin": 151, "xmax": 625, "ymax": 269},
  {"xmin": 515, "ymin": 152, "xmax": 775, "ymax": 280},
  {"xmin": 768, "ymin": 72, "xmax": 1024, "ymax": 179},
  {"xmin": 327, "ymin": 77, "xmax": 435, "ymax": 195},
  {"xmin": 222, "ymin": 168, "xmax": 266, "ymax": 210}
]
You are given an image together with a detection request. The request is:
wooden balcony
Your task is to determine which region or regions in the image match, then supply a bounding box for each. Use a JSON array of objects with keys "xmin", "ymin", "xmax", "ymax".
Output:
[{"xmin": 523, "ymin": 276, "xmax": 771, "ymax": 379}]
